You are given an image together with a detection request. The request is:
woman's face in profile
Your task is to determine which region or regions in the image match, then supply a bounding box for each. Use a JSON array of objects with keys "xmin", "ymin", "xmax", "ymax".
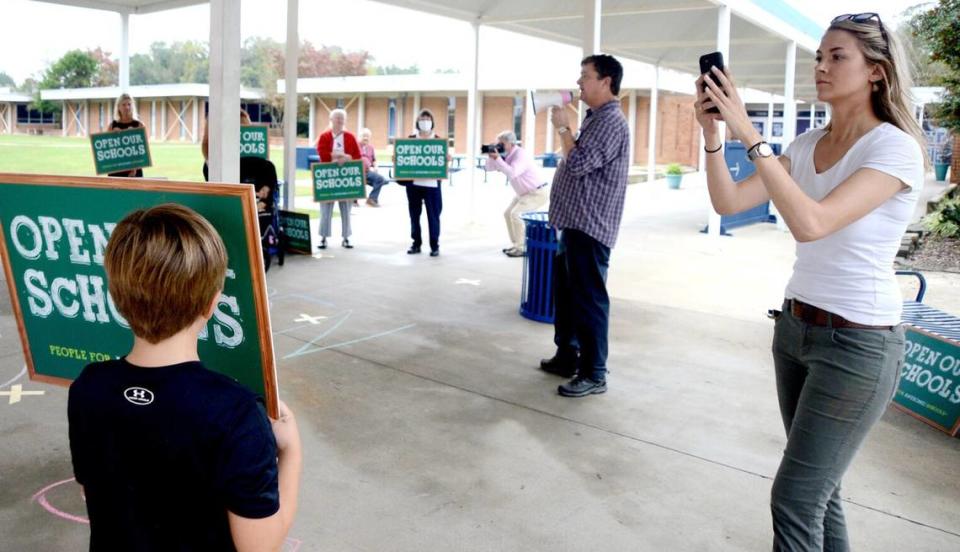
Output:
[{"xmin": 814, "ymin": 29, "xmax": 878, "ymax": 104}]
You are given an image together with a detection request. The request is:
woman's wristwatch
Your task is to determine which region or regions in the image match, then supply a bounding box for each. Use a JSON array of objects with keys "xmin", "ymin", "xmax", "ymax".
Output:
[{"xmin": 747, "ymin": 140, "xmax": 774, "ymax": 161}]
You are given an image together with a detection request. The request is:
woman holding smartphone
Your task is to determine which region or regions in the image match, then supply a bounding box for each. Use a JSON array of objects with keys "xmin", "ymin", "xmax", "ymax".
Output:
[{"xmin": 696, "ymin": 14, "xmax": 925, "ymax": 551}]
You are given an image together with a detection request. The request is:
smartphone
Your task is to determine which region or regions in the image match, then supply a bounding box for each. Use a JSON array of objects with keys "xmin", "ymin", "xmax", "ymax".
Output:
[{"xmin": 699, "ymin": 51, "xmax": 725, "ymax": 114}]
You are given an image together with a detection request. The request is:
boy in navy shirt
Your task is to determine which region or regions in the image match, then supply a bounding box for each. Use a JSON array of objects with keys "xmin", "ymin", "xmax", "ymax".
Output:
[{"xmin": 68, "ymin": 204, "xmax": 301, "ymax": 551}]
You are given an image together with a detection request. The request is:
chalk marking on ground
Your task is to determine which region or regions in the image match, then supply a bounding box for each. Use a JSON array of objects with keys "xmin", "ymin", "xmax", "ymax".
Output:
[
  {"xmin": 283, "ymin": 323, "xmax": 416, "ymax": 360},
  {"xmin": 0, "ymin": 384, "xmax": 44, "ymax": 404},
  {"xmin": 0, "ymin": 365, "xmax": 27, "ymax": 390}
]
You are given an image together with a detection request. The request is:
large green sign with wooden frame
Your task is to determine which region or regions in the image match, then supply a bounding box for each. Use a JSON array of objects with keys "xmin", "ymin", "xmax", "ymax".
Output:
[
  {"xmin": 312, "ymin": 160, "xmax": 366, "ymax": 202},
  {"xmin": 89, "ymin": 128, "xmax": 152, "ymax": 175},
  {"xmin": 393, "ymin": 138, "xmax": 448, "ymax": 179},
  {"xmin": 893, "ymin": 326, "xmax": 960, "ymax": 436},
  {"xmin": 0, "ymin": 173, "xmax": 279, "ymax": 418}
]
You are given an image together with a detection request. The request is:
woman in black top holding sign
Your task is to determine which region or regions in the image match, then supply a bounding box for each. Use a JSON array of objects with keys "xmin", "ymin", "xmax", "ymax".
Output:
[
  {"xmin": 108, "ymin": 93, "xmax": 147, "ymax": 178},
  {"xmin": 399, "ymin": 109, "xmax": 445, "ymax": 257}
]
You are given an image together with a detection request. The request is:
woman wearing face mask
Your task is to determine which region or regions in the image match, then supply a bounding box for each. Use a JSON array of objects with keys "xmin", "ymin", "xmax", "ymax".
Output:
[
  {"xmin": 108, "ymin": 93, "xmax": 147, "ymax": 177},
  {"xmin": 697, "ymin": 13, "xmax": 924, "ymax": 550},
  {"xmin": 398, "ymin": 109, "xmax": 445, "ymax": 257}
]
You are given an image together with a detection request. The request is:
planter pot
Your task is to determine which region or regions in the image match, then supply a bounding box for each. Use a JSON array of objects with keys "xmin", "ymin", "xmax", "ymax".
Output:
[
  {"xmin": 666, "ymin": 174, "xmax": 682, "ymax": 189},
  {"xmin": 935, "ymin": 163, "xmax": 950, "ymax": 182}
]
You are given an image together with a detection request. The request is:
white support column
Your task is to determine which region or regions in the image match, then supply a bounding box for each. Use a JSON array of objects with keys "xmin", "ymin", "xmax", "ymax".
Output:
[
  {"xmin": 192, "ymin": 97, "xmax": 199, "ymax": 143},
  {"xmin": 627, "ymin": 89, "xmax": 637, "ymax": 167},
  {"xmin": 465, "ymin": 21, "xmax": 480, "ymax": 187},
  {"xmin": 208, "ymin": 0, "xmax": 241, "ymax": 183},
  {"xmin": 357, "ymin": 93, "xmax": 365, "ymax": 131},
  {"xmin": 83, "ymin": 100, "xmax": 89, "ymax": 135},
  {"xmin": 282, "ymin": 0, "xmax": 299, "ymax": 208},
  {"xmin": 583, "ymin": 0, "xmax": 601, "ymax": 56},
  {"xmin": 706, "ymin": 4, "xmax": 730, "ymax": 238},
  {"xmin": 160, "ymin": 100, "xmax": 167, "ymax": 140},
  {"xmin": 524, "ymin": 89, "xmax": 536, "ymax": 153},
  {"xmin": 412, "ymin": 92, "xmax": 420, "ymax": 120},
  {"xmin": 61, "ymin": 102, "xmax": 66, "ymax": 136},
  {"xmin": 545, "ymin": 114, "xmax": 554, "ymax": 153},
  {"xmin": 308, "ymin": 95, "xmax": 316, "ymax": 145},
  {"xmin": 581, "ymin": 0, "xmax": 602, "ymax": 121},
  {"xmin": 646, "ymin": 67, "xmax": 659, "ymax": 183},
  {"xmin": 773, "ymin": 40, "xmax": 798, "ymax": 232},
  {"xmin": 119, "ymin": 12, "xmax": 130, "ymax": 91},
  {"xmin": 150, "ymin": 100, "xmax": 156, "ymax": 138}
]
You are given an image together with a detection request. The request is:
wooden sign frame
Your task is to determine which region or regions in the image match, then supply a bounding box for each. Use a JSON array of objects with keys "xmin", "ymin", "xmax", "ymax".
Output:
[{"xmin": 0, "ymin": 173, "xmax": 278, "ymax": 418}]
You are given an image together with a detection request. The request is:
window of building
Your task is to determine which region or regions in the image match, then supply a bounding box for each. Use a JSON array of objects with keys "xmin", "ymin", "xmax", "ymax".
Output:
[
  {"xmin": 16, "ymin": 104, "xmax": 58, "ymax": 125},
  {"xmin": 336, "ymin": 98, "xmax": 345, "ymax": 109},
  {"xmin": 512, "ymin": 96, "xmax": 524, "ymax": 140},
  {"xmin": 388, "ymin": 98, "xmax": 397, "ymax": 138}
]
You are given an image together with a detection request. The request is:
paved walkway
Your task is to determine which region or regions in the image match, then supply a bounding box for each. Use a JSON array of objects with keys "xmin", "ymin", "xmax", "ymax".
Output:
[{"xmin": 1, "ymin": 169, "xmax": 958, "ymax": 551}]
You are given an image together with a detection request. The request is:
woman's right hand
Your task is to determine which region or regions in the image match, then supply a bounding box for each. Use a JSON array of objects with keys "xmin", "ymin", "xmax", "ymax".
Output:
[
  {"xmin": 271, "ymin": 400, "xmax": 301, "ymax": 455},
  {"xmin": 694, "ymin": 75, "xmax": 722, "ymax": 140}
]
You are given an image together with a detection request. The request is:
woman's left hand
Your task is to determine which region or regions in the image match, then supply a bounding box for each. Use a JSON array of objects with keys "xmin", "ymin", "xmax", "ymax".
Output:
[{"xmin": 702, "ymin": 67, "xmax": 760, "ymax": 145}]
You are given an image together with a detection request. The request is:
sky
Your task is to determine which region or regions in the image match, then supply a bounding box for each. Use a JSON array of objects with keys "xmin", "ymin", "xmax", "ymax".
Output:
[{"xmin": 0, "ymin": 0, "xmax": 933, "ymax": 86}]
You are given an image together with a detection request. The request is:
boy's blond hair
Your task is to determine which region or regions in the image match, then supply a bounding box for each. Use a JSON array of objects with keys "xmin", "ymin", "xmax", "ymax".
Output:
[{"xmin": 105, "ymin": 204, "xmax": 227, "ymax": 343}]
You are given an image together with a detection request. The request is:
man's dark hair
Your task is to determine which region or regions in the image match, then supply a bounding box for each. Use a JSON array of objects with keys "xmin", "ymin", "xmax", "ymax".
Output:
[{"xmin": 581, "ymin": 54, "xmax": 623, "ymax": 96}]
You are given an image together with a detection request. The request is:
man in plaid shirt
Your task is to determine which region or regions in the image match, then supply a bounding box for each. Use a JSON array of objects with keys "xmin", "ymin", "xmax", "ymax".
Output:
[{"xmin": 540, "ymin": 54, "xmax": 630, "ymax": 398}]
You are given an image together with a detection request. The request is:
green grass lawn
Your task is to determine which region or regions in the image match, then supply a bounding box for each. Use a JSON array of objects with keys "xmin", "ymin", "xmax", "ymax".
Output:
[{"xmin": 0, "ymin": 135, "xmax": 314, "ymax": 196}]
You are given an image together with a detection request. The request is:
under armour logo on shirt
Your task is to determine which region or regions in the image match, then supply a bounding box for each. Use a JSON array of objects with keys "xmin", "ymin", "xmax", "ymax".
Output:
[{"xmin": 124, "ymin": 387, "xmax": 155, "ymax": 406}]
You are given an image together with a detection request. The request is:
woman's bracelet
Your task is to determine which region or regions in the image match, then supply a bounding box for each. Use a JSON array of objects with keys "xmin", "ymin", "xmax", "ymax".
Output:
[{"xmin": 704, "ymin": 144, "xmax": 722, "ymax": 154}]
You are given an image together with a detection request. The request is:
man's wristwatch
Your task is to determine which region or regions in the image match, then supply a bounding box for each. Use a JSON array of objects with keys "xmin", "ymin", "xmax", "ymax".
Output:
[
  {"xmin": 746, "ymin": 140, "xmax": 774, "ymax": 161},
  {"xmin": 557, "ymin": 126, "xmax": 570, "ymax": 135}
]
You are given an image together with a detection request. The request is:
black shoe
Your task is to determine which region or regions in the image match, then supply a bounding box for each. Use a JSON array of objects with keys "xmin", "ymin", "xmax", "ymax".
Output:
[
  {"xmin": 429, "ymin": 248, "xmax": 440, "ymax": 257},
  {"xmin": 317, "ymin": 238, "xmax": 327, "ymax": 250},
  {"xmin": 505, "ymin": 248, "xmax": 525, "ymax": 258},
  {"xmin": 407, "ymin": 245, "xmax": 421, "ymax": 254},
  {"xmin": 342, "ymin": 238, "xmax": 353, "ymax": 249},
  {"xmin": 502, "ymin": 247, "xmax": 513, "ymax": 253},
  {"xmin": 540, "ymin": 354, "xmax": 578, "ymax": 378},
  {"xmin": 558, "ymin": 376, "xmax": 607, "ymax": 397}
]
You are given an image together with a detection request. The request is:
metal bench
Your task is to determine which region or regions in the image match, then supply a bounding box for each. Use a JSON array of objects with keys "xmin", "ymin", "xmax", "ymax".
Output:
[{"xmin": 898, "ymin": 270, "xmax": 960, "ymax": 344}]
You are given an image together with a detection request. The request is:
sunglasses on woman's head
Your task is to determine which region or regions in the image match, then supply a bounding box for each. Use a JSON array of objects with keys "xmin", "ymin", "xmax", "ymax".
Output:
[{"xmin": 831, "ymin": 12, "xmax": 889, "ymax": 45}]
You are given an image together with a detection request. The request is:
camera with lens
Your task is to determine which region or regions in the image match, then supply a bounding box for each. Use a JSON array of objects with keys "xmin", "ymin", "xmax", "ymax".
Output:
[{"xmin": 481, "ymin": 143, "xmax": 505, "ymax": 155}]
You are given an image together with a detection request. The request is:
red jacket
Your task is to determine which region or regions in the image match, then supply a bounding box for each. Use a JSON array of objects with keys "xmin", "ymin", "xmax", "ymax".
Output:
[{"xmin": 316, "ymin": 130, "xmax": 362, "ymax": 162}]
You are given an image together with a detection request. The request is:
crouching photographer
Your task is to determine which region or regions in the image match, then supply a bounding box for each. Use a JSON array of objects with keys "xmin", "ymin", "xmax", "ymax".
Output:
[{"xmin": 484, "ymin": 131, "xmax": 548, "ymax": 257}]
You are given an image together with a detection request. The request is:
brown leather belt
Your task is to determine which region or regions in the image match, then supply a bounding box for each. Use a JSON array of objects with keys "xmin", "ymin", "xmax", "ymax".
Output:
[{"xmin": 788, "ymin": 299, "xmax": 893, "ymax": 330}]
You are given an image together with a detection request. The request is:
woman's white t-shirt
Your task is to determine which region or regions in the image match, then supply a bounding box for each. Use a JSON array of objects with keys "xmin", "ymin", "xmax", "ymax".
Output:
[{"xmin": 782, "ymin": 123, "xmax": 924, "ymax": 325}]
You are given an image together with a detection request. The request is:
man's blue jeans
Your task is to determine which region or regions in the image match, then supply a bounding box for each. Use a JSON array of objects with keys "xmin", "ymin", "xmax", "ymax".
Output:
[
  {"xmin": 770, "ymin": 301, "xmax": 904, "ymax": 551},
  {"xmin": 552, "ymin": 228, "xmax": 611, "ymax": 382},
  {"xmin": 367, "ymin": 171, "xmax": 389, "ymax": 202}
]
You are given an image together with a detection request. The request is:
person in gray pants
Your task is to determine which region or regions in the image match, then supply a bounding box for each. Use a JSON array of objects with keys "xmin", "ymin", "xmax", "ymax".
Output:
[{"xmin": 696, "ymin": 13, "xmax": 925, "ymax": 551}]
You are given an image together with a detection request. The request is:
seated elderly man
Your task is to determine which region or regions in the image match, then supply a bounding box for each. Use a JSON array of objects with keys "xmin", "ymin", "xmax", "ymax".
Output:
[{"xmin": 485, "ymin": 131, "xmax": 548, "ymax": 257}]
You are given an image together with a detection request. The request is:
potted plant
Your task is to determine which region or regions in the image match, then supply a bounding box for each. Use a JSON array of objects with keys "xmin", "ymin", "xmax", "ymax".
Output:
[{"xmin": 665, "ymin": 163, "xmax": 683, "ymax": 189}]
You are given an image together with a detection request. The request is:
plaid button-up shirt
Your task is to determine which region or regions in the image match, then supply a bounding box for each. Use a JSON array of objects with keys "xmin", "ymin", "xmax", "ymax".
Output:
[{"xmin": 548, "ymin": 100, "xmax": 630, "ymax": 248}]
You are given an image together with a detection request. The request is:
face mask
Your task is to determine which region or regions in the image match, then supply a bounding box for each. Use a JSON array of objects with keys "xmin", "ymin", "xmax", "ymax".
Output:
[{"xmin": 417, "ymin": 119, "xmax": 433, "ymax": 132}]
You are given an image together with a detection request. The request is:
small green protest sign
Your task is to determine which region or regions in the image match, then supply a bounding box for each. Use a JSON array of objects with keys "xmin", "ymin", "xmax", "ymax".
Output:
[
  {"xmin": 90, "ymin": 128, "xmax": 152, "ymax": 175},
  {"xmin": 394, "ymin": 138, "xmax": 448, "ymax": 179},
  {"xmin": 240, "ymin": 125, "xmax": 269, "ymax": 159},
  {"xmin": 893, "ymin": 327, "xmax": 960, "ymax": 435},
  {"xmin": 312, "ymin": 161, "xmax": 366, "ymax": 202},
  {"xmin": 279, "ymin": 210, "xmax": 312, "ymax": 254}
]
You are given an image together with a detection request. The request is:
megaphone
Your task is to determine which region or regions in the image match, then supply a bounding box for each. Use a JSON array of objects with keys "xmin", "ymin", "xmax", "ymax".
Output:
[{"xmin": 531, "ymin": 90, "xmax": 575, "ymax": 114}]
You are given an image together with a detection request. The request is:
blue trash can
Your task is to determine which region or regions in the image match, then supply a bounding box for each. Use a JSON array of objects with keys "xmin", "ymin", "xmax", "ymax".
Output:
[
  {"xmin": 541, "ymin": 153, "xmax": 559, "ymax": 168},
  {"xmin": 520, "ymin": 212, "xmax": 558, "ymax": 323}
]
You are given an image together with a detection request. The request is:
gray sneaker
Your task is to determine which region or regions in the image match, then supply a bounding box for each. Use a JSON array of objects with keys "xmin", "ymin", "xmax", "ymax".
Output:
[{"xmin": 558, "ymin": 376, "xmax": 607, "ymax": 397}]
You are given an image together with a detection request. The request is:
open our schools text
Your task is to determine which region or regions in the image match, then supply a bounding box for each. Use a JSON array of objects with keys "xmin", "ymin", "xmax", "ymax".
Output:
[{"xmin": 7, "ymin": 214, "xmax": 245, "ymax": 348}]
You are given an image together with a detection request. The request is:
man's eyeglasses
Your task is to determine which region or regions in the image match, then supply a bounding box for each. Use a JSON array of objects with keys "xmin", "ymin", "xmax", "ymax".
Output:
[{"xmin": 831, "ymin": 13, "xmax": 889, "ymax": 46}]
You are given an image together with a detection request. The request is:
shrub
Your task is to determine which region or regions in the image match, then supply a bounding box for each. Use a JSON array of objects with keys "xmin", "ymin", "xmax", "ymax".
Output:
[
  {"xmin": 924, "ymin": 195, "xmax": 960, "ymax": 238},
  {"xmin": 665, "ymin": 163, "xmax": 683, "ymax": 176}
]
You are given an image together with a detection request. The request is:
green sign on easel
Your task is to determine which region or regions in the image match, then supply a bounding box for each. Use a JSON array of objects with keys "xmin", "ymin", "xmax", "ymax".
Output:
[
  {"xmin": 240, "ymin": 125, "xmax": 269, "ymax": 159},
  {"xmin": 393, "ymin": 138, "xmax": 448, "ymax": 179},
  {"xmin": 893, "ymin": 327, "xmax": 960, "ymax": 436},
  {"xmin": 0, "ymin": 173, "xmax": 279, "ymax": 418},
  {"xmin": 312, "ymin": 161, "xmax": 366, "ymax": 202},
  {"xmin": 90, "ymin": 127, "xmax": 152, "ymax": 175}
]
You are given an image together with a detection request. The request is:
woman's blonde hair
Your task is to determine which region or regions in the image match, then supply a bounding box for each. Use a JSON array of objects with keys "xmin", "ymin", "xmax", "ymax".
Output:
[
  {"xmin": 828, "ymin": 18, "xmax": 929, "ymax": 166},
  {"xmin": 114, "ymin": 93, "xmax": 135, "ymax": 121}
]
